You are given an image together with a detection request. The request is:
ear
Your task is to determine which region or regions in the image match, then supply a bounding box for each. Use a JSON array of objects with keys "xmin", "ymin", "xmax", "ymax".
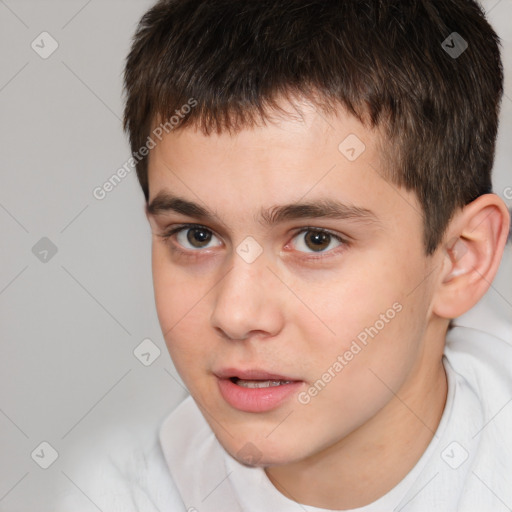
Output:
[{"xmin": 432, "ymin": 194, "xmax": 510, "ymax": 319}]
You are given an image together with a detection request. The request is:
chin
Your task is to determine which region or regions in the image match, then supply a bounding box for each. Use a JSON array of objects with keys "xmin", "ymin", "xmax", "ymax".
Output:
[
  {"xmin": 233, "ymin": 451, "xmax": 292, "ymax": 468},
  {"xmin": 219, "ymin": 434, "xmax": 307, "ymax": 468}
]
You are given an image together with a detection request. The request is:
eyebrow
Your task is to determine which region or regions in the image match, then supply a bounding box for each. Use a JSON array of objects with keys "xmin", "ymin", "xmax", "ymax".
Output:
[{"xmin": 146, "ymin": 191, "xmax": 379, "ymax": 227}]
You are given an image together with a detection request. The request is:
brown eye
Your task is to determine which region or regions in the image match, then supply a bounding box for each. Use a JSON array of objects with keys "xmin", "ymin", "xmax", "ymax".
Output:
[
  {"xmin": 304, "ymin": 230, "xmax": 332, "ymax": 252},
  {"xmin": 186, "ymin": 227, "xmax": 212, "ymax": 248},
  {"xmin": 164, "ymin": 225, "xmax": 222, "ymax": 251},
  {"xmin": 292, "ymin": 228, "xmax": 344, "ymax": 254}
]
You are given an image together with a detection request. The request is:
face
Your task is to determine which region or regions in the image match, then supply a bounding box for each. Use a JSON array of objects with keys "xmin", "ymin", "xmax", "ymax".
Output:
[{"xmin": 146, "ymin": 100, "xmax": 441, "ymax": 467}]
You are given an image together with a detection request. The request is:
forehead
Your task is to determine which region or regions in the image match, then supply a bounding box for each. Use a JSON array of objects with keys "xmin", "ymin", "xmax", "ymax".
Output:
[{"xmin": 145, "ymin": 100, "xmax": 415, "ymax": 231}]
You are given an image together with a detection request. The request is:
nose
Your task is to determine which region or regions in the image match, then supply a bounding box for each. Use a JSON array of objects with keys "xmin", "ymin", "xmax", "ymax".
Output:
[{"xmin": 210, "ymin": 250, "xmax": 285, "ymax": 341}]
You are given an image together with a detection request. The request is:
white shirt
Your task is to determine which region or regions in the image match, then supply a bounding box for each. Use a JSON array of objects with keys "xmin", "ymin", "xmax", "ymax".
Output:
[{"xmin": 54, "ymin": 321, "xmax": 512, "ymax": 512}]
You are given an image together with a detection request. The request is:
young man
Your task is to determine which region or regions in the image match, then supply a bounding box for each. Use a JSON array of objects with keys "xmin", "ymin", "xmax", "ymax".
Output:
[{"xmin": 61, "ymin": 1, "xmax": 511, "ymax": 510}]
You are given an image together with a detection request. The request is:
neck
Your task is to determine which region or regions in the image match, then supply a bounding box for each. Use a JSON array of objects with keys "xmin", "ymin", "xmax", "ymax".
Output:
[{"xmin": 265, "ymin": 330, "xmax": 448, "ymax": 509}]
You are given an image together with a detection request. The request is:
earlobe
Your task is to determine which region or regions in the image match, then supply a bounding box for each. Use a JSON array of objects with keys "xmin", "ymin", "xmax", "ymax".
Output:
[{"xmin": 433, "ymin": 194, "xmax": 510, "ymax": 319}]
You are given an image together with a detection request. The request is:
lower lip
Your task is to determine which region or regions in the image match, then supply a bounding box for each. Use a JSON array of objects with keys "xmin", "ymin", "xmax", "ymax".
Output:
[{"xmin": 217, "ymin": 378, "xmax": 303, "ymax": 413}]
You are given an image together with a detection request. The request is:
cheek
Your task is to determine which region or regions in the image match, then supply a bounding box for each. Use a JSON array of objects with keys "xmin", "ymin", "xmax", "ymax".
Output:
[
  {"xmin": 294, "ymin": 309, "xmax": 423, "ymax": 445},
  {"xmin": 298, "ymin": 265, "xmax": 401, "ymax": 349},
  {"xmin": 297, "ymin": 254, "xmax": 425, "ymax": 380},
  {"xmin": 152, "ymin": 246, "xmax": 210, "ymax": 358}
]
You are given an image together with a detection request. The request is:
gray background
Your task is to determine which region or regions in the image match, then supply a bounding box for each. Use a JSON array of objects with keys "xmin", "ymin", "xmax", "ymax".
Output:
[{"xmin": 0, "ymin": 0, "xmax": 511, "ymax": 510}]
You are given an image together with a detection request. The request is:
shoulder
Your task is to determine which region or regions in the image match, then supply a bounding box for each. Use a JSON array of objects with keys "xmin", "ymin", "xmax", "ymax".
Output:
[
  {"xmin": 441, "ymin": 325, "xmax": 512, "ymax": 508},
  {"xmin": 445, "ymin": 324, "xmax": 512, "ymax": 394},
  {"xmin": 54, "ymin": 425, "xmax": 186, "ymax": 512},
  {"xmin": 159, "ymin": 395, "xmax": 214, "ymax": 457},
  {"xmin": 444, "ymin": 324, "xmax": 512, "ymax": 429},
  {"xmin": 159, "ymin": 396, "xmax": 244, "ymax": 511}
]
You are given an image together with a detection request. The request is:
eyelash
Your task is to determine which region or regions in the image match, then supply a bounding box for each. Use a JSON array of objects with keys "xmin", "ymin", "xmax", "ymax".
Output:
[{"xmin": 157, "ymin": 223, "xmax": 348, "ymax": 260}]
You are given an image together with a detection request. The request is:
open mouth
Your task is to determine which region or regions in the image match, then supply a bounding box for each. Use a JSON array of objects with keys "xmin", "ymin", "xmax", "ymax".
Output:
[
  {"xmin": 216, "ymin": 371, "xmax": 303, "ymax": 412},
  {"xmin": 229, "ymin": 377, "xmax": 294, "ymax": 388}
]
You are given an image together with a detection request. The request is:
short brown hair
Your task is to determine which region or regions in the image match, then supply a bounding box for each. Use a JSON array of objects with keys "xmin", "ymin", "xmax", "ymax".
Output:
[{"xmin": 123, "ymin": 0, "xmax": 503, "ymax": 254}]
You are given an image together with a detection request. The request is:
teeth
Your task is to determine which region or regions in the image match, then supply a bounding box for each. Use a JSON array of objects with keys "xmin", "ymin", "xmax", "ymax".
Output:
[{"xmin": 234, "ymin": 379, "xmax": 293, "ymax": 388}]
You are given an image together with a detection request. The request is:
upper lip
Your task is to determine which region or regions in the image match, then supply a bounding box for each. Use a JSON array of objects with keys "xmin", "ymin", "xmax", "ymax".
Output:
[{"xmin": 215, "ymin": 367, "xmax": 300, "ymax": 381}]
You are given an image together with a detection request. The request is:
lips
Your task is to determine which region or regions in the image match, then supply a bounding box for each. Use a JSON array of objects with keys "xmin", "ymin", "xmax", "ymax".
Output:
[
  {"xmin": 232, "ymin": 378, "xmax": 294, "ymax": 388},
  {"xmin": 215, "ymin": 368, "xmax": 303, "ymax": 413}
]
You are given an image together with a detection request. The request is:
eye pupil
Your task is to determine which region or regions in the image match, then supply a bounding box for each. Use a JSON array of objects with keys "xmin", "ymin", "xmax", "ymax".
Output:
[
  {"xmin": 305, "ymin": 230, "xmax": 331, "ymax": 251},
  {"xmin": 187, "ymin": 228, "xmax": 212, "ymax": 247}
]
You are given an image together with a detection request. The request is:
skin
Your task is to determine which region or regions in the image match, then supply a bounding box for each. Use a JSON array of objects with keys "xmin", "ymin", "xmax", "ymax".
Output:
[{"xmin": 145, "ymin": 98, "xmax": 509, "ymax": 509}]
